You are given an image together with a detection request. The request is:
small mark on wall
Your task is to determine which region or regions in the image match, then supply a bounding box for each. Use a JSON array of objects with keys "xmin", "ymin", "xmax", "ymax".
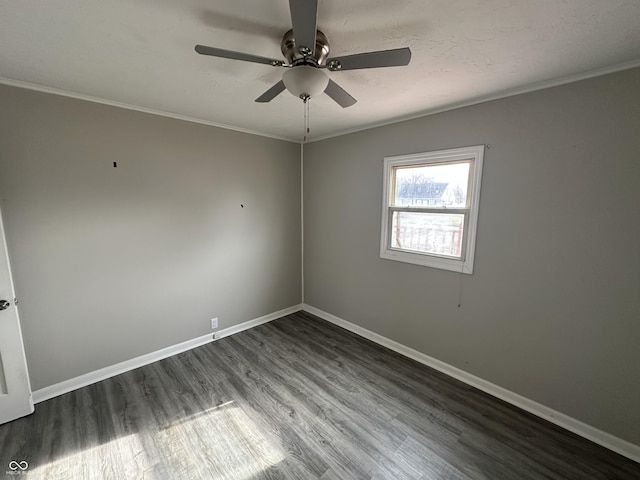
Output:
[{"xmin": 113, "ymin": 162, "xmax": 118, "ymax": 168}]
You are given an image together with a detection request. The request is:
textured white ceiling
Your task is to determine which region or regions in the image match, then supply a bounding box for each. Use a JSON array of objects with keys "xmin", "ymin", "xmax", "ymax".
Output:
[{"xmin": 1, "ymin": 0, "xmax": 640, "ymax": 142}]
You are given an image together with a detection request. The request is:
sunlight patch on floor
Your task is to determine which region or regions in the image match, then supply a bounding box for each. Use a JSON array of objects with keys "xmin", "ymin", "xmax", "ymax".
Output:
[
  {"xmin": 157, "ymin": 401, "xmax": 286, "ymax": 479},
  {"xmin": 26, "ymin": 432, "xmax": 149, "ymax": 479},
  {"xmin": 25, "ymin": 401, "xmax": 285, "ymax": 479}
]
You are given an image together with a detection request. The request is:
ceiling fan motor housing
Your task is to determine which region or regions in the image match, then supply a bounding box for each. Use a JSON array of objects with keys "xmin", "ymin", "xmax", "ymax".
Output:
[{"xmin": 281, "ymin": 29, "xmax": 330, "ymax": 66}]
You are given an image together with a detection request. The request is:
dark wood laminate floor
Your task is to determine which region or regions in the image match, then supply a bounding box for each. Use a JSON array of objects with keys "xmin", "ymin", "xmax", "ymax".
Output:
[{"xmin": 1, "ymin": 311, "xmax": 638, "ymax": 479}]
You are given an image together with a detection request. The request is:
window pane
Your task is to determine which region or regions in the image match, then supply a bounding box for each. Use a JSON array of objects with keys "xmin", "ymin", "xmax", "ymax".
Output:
[
  {"xmin": 393, "ymin": 162, "xmax": 470, "ymax": 207},
  {"xmin": 391, "ymin": 211, "xmax": 465, "ymax": 258}
]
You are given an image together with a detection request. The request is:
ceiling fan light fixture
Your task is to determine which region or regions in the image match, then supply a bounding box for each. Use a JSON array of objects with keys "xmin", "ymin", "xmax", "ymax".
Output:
[{"xmin": 282, "ymin": 66, "xmax": 329, "ymax": 100}]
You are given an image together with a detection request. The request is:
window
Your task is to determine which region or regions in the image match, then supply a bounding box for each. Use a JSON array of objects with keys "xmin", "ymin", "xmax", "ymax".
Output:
[{"xmin": 380, "ymin": 145, "xmax": 484, "ymax": 274}]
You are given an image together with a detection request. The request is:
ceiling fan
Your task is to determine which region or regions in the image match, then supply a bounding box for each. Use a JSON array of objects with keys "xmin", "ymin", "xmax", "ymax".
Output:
[{"xmin": 195, "ymin": 0, "xmax": 411, "ymax": 108}]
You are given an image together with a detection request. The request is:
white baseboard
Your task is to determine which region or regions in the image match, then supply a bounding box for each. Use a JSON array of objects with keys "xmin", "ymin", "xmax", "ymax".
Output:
[
  {"xmin": 302, "ymin": 303, "xmax": 640, "ymax": 464},
  {"xmin": 213, "ymin": 304, "xmax": 301, "ymax": 340},
  {"xmin": 33, "ymin": 304, "xmax": 302, "ymax": 404}
]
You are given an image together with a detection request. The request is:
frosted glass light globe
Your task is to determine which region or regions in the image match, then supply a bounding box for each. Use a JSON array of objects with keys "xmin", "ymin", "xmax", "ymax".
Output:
[{"xmin": 283, "ymin": 66, "xmax": 329, "ymax": 99}]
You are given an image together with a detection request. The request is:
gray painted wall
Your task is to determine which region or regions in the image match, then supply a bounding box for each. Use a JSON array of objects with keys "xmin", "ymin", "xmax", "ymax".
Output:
[
  {"xmin": 0, "ymin": 84, "xmax": 301, "ymax": 391},
  {"xmin": 303, "ymin": 67, "xmax": 640, "ymax": 445}
]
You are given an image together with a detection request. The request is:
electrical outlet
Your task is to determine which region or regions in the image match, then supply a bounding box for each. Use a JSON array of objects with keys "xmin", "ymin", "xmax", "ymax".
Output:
[{"xmin": 211, "ymin": 317, "xmax": 218, "ymax": 330}]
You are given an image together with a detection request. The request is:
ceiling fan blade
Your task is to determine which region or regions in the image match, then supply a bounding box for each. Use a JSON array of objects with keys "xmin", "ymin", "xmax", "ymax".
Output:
[
  {"xmin": 289, "ymin": 0, "xmax": 318, "ymax": 55},
  {"xmin": 255, "ymin": 80, "xmax": 286, "ymax": 103},
  {"xmin": 324, "ymin": 80, "xmax": 357, "ymax": 108},
  {"xmin": 195, "ymin": 45, "xmax": 284, "ymax": 67},
  {"xmin": 327, "ymin": 47, "xmax": 411, "ymax": 71}
]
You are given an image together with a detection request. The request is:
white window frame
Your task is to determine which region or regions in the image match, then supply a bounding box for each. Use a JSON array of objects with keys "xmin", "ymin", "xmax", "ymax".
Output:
[{"xmin": 380, "ymin": 145, "xmax": 484, "ymax": 274}]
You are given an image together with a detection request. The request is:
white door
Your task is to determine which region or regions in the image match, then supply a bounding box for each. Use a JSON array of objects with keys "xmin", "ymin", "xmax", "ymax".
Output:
[{"xmin": 0, "ymin": 208, "xmax": 33, "ymax": 424}]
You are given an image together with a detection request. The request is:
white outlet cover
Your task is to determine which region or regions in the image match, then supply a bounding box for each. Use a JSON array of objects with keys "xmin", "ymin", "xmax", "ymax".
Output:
[{"xmin": 211, "ymin": 317, "xmax": 218, "ymax": 329}]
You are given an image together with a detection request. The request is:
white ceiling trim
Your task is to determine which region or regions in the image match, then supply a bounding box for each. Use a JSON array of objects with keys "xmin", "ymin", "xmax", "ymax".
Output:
[
  {"xmin": 0, "ymin": 76, "xmax": 297, "ymax": 143},
  {"xmin": 3, "ymin": 56, "xmax": 640, "ymax": 146},
  {"xmin": 307, "ymin": 58, "xmax": 640, "ymax": 143}
]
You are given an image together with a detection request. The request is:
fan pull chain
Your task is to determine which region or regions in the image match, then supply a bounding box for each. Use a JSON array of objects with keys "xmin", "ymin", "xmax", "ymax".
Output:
[
  {"xmin": 307, "ymin": 99, "xmax": 311, "ymax": 140},
  {"xmin": 303, "ymin": 97, "xmax": 311, "ymax": 142},
  {"xmin": 303, "ymin": 98, "xmax": 307, "ymax": 142}
]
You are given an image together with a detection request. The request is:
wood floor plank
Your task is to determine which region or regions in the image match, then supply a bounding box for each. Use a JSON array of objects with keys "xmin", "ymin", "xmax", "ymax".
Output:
[
  {"xmin": 233, "ymin": 330, "xmax": 421, "ymax": 480},
  {"xmin": 240, "ymin": 327, "xmax": 409, "ymax": 450},
  {"xmin": 214, "ymin": 336, "xmax": 369, "ymax": 479},
  {"xmin": 1, "ymin": 311, "xmax": 638, "ymax": 479},
  {"xmin": 393, "ymin": 436, "xmax": 471, "ymax": 480}
]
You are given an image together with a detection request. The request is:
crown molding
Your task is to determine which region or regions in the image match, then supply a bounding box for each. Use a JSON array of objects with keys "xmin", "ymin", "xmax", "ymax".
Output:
[{"xmin": 0, "ymin": 77, "xmax": 299, "ymax": 143}]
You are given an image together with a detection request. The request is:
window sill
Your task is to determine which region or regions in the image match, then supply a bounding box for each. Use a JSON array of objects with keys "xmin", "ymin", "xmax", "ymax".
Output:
[{"xmin": 380, "ymin": 248, "xmax": 474, "ymax": 274}]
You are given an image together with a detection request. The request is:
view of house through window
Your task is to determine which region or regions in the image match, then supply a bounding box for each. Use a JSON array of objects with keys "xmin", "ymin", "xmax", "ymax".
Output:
[
  {"xmin": 391, "ymin": 162, "xmax": 470, "ymax": 257},
  {"xmin": 380, "ymin": 146, "xmax": 484, "ymax": 273}
]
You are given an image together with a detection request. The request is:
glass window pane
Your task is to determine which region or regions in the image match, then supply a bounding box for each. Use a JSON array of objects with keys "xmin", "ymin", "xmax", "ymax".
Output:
[
  {"xmin": 393, "ymin": 162, "xmax": 470, "ymax": 207},
  {"xmin": 391, "ymin": 211, "xmax": 465, "ymax": 258}
]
